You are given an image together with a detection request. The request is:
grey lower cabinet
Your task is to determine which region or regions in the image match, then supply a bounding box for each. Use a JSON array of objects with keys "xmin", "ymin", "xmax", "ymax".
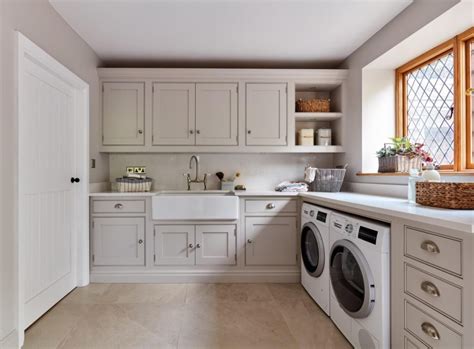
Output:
[
  {"xmin": 245, "ymin": 216, "xmax": 297, "ymax": 266},
  {"xmin": 92, "ymin": 217, "xmax": 145, "ymax": 266},
  {"xmin": 154, "ymin": 224, "xmax": 237, "ymax": 266}
]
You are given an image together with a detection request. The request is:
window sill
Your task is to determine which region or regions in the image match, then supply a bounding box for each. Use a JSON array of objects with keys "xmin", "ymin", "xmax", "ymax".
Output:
[{"xmin": 357, "ymin": 171, "xmax": 474, "ymax": 176}]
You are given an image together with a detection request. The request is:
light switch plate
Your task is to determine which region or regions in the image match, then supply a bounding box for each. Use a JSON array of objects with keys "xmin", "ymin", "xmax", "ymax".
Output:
[{"xmin": 126, "ymin": 166, "xmax": 146, "ymax": 174}]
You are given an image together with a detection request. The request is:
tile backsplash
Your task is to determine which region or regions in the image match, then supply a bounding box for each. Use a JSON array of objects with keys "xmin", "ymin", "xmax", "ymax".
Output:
[{"xmin": 110, "ymin": 153, "xmax": 334, "ymax": 191}]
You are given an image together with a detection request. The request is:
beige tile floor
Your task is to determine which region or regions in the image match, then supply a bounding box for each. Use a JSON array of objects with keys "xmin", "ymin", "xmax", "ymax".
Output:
[{"xmin": 24, "ymin": 283, "xmax": 351, "ymax": 349}]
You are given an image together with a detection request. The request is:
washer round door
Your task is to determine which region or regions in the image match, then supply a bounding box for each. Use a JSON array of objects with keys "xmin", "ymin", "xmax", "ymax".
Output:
[
  {"xmin": 301, "ymin": 222, "xmax": 325, "ymax": 277},
  {"xmin": 329, "ymin": 239, "xmax": 375, "ymax": 318}
]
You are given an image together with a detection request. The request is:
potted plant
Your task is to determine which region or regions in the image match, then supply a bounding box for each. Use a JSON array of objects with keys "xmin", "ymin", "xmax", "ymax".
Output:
[{"xmin": 376, "ymin": 137, "xmax": 433, "ymax": 173}]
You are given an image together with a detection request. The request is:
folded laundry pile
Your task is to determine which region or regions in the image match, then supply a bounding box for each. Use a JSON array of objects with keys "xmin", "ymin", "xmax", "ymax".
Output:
[{"xmin": 275, "ymin": 181, "xmax": 309, "ymax": 192}]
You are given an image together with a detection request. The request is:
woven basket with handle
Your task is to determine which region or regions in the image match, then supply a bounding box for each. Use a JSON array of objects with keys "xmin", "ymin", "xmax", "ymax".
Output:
[
  {"xmin": 296, "ymin": 98, "xmax": 330, "ymax": 112},
  {"xmin": 416, "ymin": 182, "xmax": 474, "ymax": 209}
]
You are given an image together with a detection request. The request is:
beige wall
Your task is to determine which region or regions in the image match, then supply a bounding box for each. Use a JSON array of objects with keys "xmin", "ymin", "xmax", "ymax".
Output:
[
  {"xmin": 0, "ymin": 0, "xmax": 106, "ymax": 344},
  {"xmin": 336, "ymin": 0, "xmax": 460, "ymax": 184}
]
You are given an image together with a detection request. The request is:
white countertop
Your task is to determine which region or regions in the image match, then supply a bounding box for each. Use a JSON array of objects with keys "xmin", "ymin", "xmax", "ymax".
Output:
[
  {"xmin": 300, "ymin": 192, "xmax": 474, "ymax": 234},
  {"xmin": 89, "ymin": 190, "xmax": 299, "ymax": 197},
  {"xmin": 89, "ymin": 189, "xmax": 474, "ymax": 233}
]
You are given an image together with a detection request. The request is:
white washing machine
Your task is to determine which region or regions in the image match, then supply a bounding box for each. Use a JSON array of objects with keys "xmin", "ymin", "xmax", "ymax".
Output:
[
  {"xmin": 300, "ymin": 203, "xmax": 332, "ymax": 315},
  {"xmin": 329, "ymin": 211, "xmax": 390, "ymax": 349}
]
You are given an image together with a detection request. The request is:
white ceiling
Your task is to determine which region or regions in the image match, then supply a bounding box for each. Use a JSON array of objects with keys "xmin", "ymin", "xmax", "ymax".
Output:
[{"xmin": 50, "ymin": 0, "xmax": 412, "ymax": 68}]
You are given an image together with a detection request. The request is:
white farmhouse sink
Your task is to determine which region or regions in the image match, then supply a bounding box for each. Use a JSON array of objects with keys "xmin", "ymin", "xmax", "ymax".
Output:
[{"xmin": 152, "ymin": 191, "xmax": 239, "ymax": 220}]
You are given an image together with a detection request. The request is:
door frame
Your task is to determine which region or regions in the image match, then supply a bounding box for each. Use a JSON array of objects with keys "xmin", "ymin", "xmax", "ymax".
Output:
[{"xmin": 17, "ymin": 32, "xmax": 90, "ymax": 345}]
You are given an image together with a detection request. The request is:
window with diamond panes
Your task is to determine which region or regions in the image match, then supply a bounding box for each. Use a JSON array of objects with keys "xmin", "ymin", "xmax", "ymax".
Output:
[{"xmin": 405, "ymin": 52, "xmax": 455, "ymax": 166}]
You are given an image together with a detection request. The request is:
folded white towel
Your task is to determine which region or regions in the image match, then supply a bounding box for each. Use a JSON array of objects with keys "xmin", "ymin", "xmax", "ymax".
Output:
[
  {"xmin": 275, "ymin": 181, "xmax": 308, "ymax": 192},
  {"xmin": 304, "ymin": 167, "xmax": 317, "ymax": 183}
]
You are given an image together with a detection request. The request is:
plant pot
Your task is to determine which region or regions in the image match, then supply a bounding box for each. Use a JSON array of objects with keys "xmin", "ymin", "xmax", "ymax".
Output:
[{"xmin": 378, "ymin": 155, "xmax": 422, "ymax": 173}]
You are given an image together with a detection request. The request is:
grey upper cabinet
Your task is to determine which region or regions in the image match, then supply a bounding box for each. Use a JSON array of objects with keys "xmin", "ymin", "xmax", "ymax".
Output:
[
  {"xmin": 196, "ymin": 83, "xmax": 238, "ymax": 146},
  {"xmin": 152, "ymin": 83, "xmax": 196, "ymax": 145},
  {"xmin": 92, "ymin": 217, "xmax": 145, "ymax": 266},
  {"xmin": 246, "ymin": 83, "xmax": 287, "ymax": 146},
  {"xmin": 102, "ymin": 82, "xmax": 145, "ymax": 145}
]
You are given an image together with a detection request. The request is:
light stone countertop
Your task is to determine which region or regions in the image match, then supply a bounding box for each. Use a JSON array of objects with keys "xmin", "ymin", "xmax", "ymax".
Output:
[
  {"xmin": 89, "ymin": 189, "xmax": 474, "ymax": 233},
  {"xmin": 300, "ymin": 192, "xmax": 474, "ymax": 234}
]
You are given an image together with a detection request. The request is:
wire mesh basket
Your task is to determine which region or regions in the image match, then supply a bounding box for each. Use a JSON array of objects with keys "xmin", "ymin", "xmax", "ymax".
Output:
[
  {"xmin": 311, "ymin": 168, "xmax": 346, "ymax": 192},
  {"xmin": 113, "ymin": 178, "xmax": 153, "ymax": 192}
]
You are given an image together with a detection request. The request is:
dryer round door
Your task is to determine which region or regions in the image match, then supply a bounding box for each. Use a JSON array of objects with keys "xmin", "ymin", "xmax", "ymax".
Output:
[
  {"xmin": 301, "ymin": 222, "xmax": 325, "ymax": 277},
  {"xmin": 329, "ymin": 239, "xmax": 375, "ymax": 318}
]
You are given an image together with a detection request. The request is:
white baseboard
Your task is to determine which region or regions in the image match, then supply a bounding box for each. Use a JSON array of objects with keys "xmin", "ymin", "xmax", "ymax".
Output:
[
  {"xmin": 90, "ymin": 270, "xmax": 300, "ymax": 283},
  {"xmin": 0, "ymin": 329, "xmax": 19, "ymax": 349}
]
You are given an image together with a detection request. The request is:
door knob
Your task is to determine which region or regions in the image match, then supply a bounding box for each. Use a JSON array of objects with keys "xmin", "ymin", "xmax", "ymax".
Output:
[
  {"xmin": 190, "ymin": 130, "xmax": 194, "ymax": 134},
  {"xmin": 196, "ymin": 243, "xmax": 201, "ymax": 248},
  {"xmin": 138, "ymin": 129, "xmax": 143, "ymax": 134},
  {"xmin": 188, "ymin": 243, "xmax": 194, "ymax": 248},
  {"xmin": 196, "ymin": 130, "xmax": 200, "ymax": 135},
  {"xmin": 247, "ymin": 130, "xmax": 251, "ymax": 134},
  {"xmin": 70, "ymin": 177, "xmax": 80, "ymax": 183},
  {"xmin": 247, "ymin": 239, "xmax": 253, "ymax": 244}
]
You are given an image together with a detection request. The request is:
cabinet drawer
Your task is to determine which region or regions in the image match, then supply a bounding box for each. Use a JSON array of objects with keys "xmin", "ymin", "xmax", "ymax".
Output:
[
  {"xmin": 404, "ymin": 227, "xmax": 462, "ymax": 276},
  {"xmin": 405, "ymin": 301, "xmax": 462, "ymax": 349},
  {"xmin": 92, "ymin": 200, "xmax": 146, "ymax": 214},
  {"xmin": 405, "ymin": 264, "xmax": 462, "ymax": 323},
  {"xmin": 404, "ymin": 335, "xmax": 429, "ymax": 349},
  {"xmin": 245, "ymin": 199, "xmax": 296, "ymax": 214}
]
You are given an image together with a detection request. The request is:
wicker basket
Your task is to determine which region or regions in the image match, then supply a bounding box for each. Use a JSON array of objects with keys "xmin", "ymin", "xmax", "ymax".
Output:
[
  {"xmin": 296, "ymin": 98, "xmax": 330, "ymax": 112},
  {"xmin": 416, "ymin": 182, "xmax": 474, "ymax": 209},
  {"xmin": 378, "ymin": 155, "xmax": 422, "ymax": 173},
  {"xmin": 311, "ymin": 168, "xmax": 346, "ymax": 192},
  {"xmin": 114, "ymin": 178, "xmax": 153, "ymax": 192}
]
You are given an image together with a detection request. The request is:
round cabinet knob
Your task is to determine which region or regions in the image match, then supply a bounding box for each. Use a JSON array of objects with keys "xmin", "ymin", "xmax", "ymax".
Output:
[
  {"xmin": 188, "ymin": 243, "xmax": 194, "ymax": 248},
  {"xmin": 266, "ymin": 203, "xmax": 276, "ymax": 209},
  {"xmin": 70, "ymin": 177, "xmax": 80, "ymax": 183},
  {"xmin": 196, "ymin": 243, "xmax": 201, "ymax": 248},
  {"xmin": 196, "ymin": 130, "xmax": 200, "ymax": 135},
  {"xmin": 138, "ymin": 239, "xmax": 143, "ymax": 244},
  {"xmin": 247, "ymin": 130, "xmax": 251, "ymax": 134},
  {"xmin": 114, "ymin": 203, "xmax": 123, "ymax": 209},
  {"xmin": 247, "ymin": 239, "xmax": 253, "ymax": 244},
  {"xmin": 190, "ymin": 130, "xmax": 194, "ymax": 134},
  {"xmin": 138, "ymin": 129, "xmax": 143, "ymax": 134}
]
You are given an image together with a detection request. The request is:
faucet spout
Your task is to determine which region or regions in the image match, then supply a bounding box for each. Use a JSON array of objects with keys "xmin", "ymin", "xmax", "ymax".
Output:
[{"xmin": 189, "ymin": 155, "xmax": 199, "ymax": 181}]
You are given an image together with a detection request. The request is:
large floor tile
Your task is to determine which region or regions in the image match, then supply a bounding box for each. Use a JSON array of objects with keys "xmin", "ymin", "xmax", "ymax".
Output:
[
  {"xmin": 101, "ymin": 283, "xmax": 187, "ymax": 305},
  {"xmin": 185, "ymin": 283, "xmax": 274, "ymax": 304}
]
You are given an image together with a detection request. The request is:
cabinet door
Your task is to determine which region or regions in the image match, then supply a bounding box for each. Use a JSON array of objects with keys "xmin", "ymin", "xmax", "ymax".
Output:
[
  {"xmin": 195, "ymin": 225, "xmax": 236, "ymax": 265},
  {"xmin": 152, "ymin": 83, "xmax": 195, "ymax": 145},
  {"xmin": 246, "ymin": 83, "xmax": 287, "ymax": 146},
  {"xmin": 102, "ymin": 82, "xmax": 145, "ymax": 145},
  {"xmin": 154, "ymin": 225, "xmax": 195, "ymax": 265},
  {"xmin": 196, "ymin": 83, "xmax": 238, "ymax": 145},
  {"xmin": 245, "ymin": 216, "xmax": 297, "ymax": 265},
  {"xmin": 92, "ymin": 217, "xmax": 145, "ymax": 266}
]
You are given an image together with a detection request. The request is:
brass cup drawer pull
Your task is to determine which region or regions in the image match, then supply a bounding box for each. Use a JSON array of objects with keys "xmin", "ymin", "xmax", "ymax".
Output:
[
  {"xmin": 266, "ymin": 203, "xmax": 276, "ymax": 209},
  {"xmin": 421, "ymin": 281, "xmax": 440, "ymax": 297},
  {"xmin": 421, "ymin": 322, "xmax": 441, "ymax": 340},
  {"xmin": 420, "ymin": 240, "xmax": 440, "ymax": 254},
  {"xmin": 114, "ymin": 203, "xmax": 124, "ymax": 209}
]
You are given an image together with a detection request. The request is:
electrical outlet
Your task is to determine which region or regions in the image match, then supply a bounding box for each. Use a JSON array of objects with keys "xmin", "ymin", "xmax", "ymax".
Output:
[{"xmin": 126, "ymin": 166, "xmax": 146, "ymax": 174}]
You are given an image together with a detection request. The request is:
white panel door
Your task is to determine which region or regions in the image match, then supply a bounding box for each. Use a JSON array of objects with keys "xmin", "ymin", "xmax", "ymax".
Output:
[
  {"xmin": 152, "ymin": 83, "xmax": 196, "ymax": 145},
  {"xmin": 92, "ymin": 218, "xmax": 145, "ymax": 266},
  {"xmin": 195, "ymin": 225, "xmax": 236, "ymax": 265},
  {"xmin": 246, "ymin": 83, "xmax": 287, "ymax": 145},
  {"xmin": 102, "ymin": 82, "xmax": 145, "ymax": 145},
  {"xmin": 245, "ymin": 217, "xmax": 297, "ymax": 265},
  {"xmin": 196, "ymin": 83, "xmax": 238, "ymax": 145},
  {"xmin": 154, "ymin": 225, "xmax": 195, "ymax": 265},
  {"xmin": 19, "ymin": 50, "xmax": 83, "ymax": 328}
]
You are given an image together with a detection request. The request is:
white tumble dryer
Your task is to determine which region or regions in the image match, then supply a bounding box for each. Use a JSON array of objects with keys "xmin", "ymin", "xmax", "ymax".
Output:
[
  {"xmin": 300, "ymin": 203, "xmax": 332, "ymax": 316},
  {"xmin": 329, "ymin": 211, "xmax": 390, "ymax": 349}
]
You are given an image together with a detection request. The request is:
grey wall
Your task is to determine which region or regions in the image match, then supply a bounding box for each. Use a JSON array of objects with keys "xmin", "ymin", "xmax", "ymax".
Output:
[
  {"xmin": 0, "ymin": 0, "xmax": 106, "ymax": 344},
  {"xmin": 109, "ymin": 154, "xmax": 334, "ymax": 191},
  {"xmin": 336, "ymin": 0, "xmax": 461, "ymax": 183}
]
